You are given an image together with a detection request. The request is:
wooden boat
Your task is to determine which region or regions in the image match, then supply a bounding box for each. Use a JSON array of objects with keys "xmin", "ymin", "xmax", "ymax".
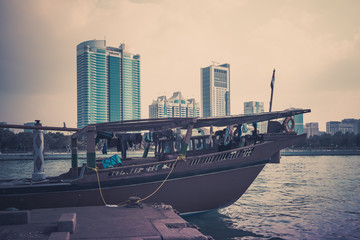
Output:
[{"xmin": 0, "ymin": 109, "xmax": 310, "ymax": 214}]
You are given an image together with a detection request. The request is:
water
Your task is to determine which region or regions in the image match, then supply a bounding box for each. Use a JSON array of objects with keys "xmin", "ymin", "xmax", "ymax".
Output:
[
  {"xmin": 185, "ymin": 156, "xmax": 360, "ymax": 239},
  {"xmin": 0, "ymin": 155, "xmax": 359, "ymax": 239}
]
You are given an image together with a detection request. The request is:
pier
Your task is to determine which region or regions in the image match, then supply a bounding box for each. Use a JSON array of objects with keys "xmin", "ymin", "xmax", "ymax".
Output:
[{"xmin": 0, "ymin": 202, "xmax": 212, "ymax": 240}]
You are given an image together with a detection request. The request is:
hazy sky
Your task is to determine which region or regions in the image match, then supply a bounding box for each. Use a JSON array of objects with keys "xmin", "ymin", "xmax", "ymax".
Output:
[{"xmin": 0, "ymin": 0, "xmax": 359, "ymax": 131}]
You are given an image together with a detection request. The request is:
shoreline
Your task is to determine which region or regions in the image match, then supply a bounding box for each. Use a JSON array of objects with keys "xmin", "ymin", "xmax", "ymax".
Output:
[{"xmin": 281, "ymin": 149, "xmax": 360, "ymax": 156}]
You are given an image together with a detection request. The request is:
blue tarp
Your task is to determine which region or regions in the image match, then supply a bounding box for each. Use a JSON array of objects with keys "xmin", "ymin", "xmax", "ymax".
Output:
[{"xmin": 102, "ymin": 154, "xmax": 122, "ymax": 169}]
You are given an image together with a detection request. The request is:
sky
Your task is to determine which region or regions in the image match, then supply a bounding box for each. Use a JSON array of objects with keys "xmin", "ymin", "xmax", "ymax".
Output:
[{"xmin": 0, "ymin": 0, "xmax": 359, "ymax": 131}]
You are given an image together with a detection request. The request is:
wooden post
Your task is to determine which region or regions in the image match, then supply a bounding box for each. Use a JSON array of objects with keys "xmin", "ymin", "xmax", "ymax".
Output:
[
  {"xmin": 32, "ymin": 120, "xmax": 46, "ymax": 181},
  {"xmin": 86, "ymin": 125, "xmax": 96, "ymax": 169},
  {"xmin": 143, "ymin": 142, "xmax": 150, "ymax": 158},
  {"xmin": 71, "ymin": 137, "xmax": 78, "ymax": 178},
  {"xmin": 179, "ymin": 123, "xmax": 194, "ymax": 157}
]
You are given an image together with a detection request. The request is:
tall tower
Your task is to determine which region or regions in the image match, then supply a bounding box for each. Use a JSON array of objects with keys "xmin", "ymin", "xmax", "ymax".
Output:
[
  {"xmin": 77, "ymin": 40, "xmax": 141, "ymax": 128},
  {"xmin": 201, "ymin": 63, "xmax": 230, "ymax": 117}
]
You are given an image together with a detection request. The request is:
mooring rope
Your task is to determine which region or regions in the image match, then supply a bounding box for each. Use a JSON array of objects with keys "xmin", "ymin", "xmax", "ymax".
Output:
[
  {"xmin": 86, "ymin": 166, "xmax": 108, "ymax": 206},
  {"xmin": 135, "ymin": 158, "xmax": 179, "ymax": 204},
  {"xmin": 87, "ymin": 154, "xmax": 187, "ymax": 207}
]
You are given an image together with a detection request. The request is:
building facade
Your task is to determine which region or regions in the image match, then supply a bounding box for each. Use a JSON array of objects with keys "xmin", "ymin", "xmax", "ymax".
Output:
[
  {"xmin": 326, "ymin": 121, "xmax": 341, "ymax": 135},
  {"xmin": 304, "ymin": 122, "xmax": 320, "ymax": 137},
  {"xmin": 341, "ymin": 119, "xmax": 360, "ymax": 134},
  {"xmin": 149, "ymin": 92, "xmax": 200, "ymax": 118},
  {"xmin": 244, "ymin": 101, "xmax": 267, "ymax": 133},
  {"xmin": 201, "ymin": 63, "xmax": 230, "ymax": 117},
  {"xmin": 326, "ymin": 119, "xmax": 360, "ymax": 135},
  {"xmin": 77, "ymin": 40, "xmax": 140, "ymax": 128}
]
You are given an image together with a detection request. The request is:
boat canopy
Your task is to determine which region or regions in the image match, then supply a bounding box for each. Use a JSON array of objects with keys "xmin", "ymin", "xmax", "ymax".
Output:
[{"xmin": 73, "ymin": 108, "xmax": 310, "ymax": 137}]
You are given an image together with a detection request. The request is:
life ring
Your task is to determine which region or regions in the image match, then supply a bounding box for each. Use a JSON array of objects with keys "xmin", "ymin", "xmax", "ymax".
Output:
[{"xmin": 283, "ymin": 117, "xmax": 295, "ymax": 133}]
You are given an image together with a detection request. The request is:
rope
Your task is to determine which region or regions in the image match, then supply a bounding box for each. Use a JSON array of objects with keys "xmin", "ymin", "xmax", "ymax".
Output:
[
  {"xmin": 136, "ymin": 158, "xmax": 179, "ymax": 204},
  {"xmin": 176, "ymin": 153, "xmax": 187, "ymax": 162},
  {"xmin": 87, "ymin": 153, "xmax": 187, "ymax": 207},
  {"xmin": 86, "ymin": 166, "xmax": 108, "ymax": 207}
]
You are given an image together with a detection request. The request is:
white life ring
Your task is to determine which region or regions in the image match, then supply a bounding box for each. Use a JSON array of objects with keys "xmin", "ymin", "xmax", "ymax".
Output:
[{"xmin": 283, "ymin": 117, "xmax": 295, "ymax": 133}]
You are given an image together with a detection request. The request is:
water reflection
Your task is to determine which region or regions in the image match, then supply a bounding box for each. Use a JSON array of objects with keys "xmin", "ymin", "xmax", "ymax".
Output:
[{"xmin": 184, "ymin": 210, "xmax": 264, "ymax": 239}]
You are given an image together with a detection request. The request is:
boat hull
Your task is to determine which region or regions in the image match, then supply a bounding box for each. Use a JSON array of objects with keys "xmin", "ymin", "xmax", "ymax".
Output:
[
  {"xmin": 0, "ymin": 133, "xmax": 306, "ymax": 213},
  {"xmin": 0, "ymin": 162, "xmax": 265, "ymax": 213}
]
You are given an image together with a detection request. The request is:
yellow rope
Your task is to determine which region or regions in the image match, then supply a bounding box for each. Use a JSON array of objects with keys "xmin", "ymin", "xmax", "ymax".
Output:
[
  {"xmin": 86, "ymin": 166, "xmax": 108, "ymax": 206},
  {"xmin": 136, "ymin": 158, "xmax": 178, "ymax": 203},
  {"xmin": 176, "ymin": 153, "xmax": 187, "ymax": 162},
  {"xmin": 87, "ymin": 153, "xmax": 187, "ymax": 207}
]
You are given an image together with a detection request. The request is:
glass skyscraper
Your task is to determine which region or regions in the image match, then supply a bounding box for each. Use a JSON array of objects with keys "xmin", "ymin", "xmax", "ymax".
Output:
[
  {"xmin": 77, "ymin": 40, "xmax": 140, "ymax": 128},
  {"xmin": 201, "ymin": 63, "xmax": 230, "ymax": 117}
]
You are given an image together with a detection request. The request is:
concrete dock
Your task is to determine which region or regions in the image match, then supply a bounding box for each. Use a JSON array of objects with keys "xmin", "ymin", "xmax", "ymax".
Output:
[{"xmin": 0, "ymin": 202, "xmax": 212, "ymax": 240}]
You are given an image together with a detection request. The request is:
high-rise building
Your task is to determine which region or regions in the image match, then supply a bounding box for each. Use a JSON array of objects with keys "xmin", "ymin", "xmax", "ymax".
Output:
[
  {"xmin": 201, "ymin": 63, "xmax": 230, "ymax": 117},
  {"xmin": 244, "ymin": 101, "xmax": 267, "ymax": 133},
  {"xmin": 304, "ymin": 122, "xmax": 319, "ymax": 137},
  {"xmin": 294, "ymin": 114, "xmax": 304, "ymax": 134},
  {"xmin": 149, "ymin": 92, "xmax": 200, "ymax": 118},
  {"xmin": 77, "ymin": 40, "xmax": 140, "ymax": 128}
]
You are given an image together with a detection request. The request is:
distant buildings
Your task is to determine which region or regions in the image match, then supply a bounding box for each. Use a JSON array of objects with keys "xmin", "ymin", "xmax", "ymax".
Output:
[
  {"xmin": 149, "ymin": 92, "xmax": 200, "ymax": 118},
  {"xmin": 304, "ymin": 122, "xmax": 319, "ymax": 137},
  {"xmin": 326, "ymin": 119, "xmax": 360, "ymax": 135},
  {"xmin": 244, "ymin": 101, "xmax": 267, "ymax": 133},
  {"xmin": 201, "ymin": 63, "xmax": 230, "ymax": 117},
  {"xmin": 77, "ymin": 40, "xmax": 140, "ymax": 128},
  {"xmin": 244, "ymin": 101, "xmax": 264, "ymax": 115}
]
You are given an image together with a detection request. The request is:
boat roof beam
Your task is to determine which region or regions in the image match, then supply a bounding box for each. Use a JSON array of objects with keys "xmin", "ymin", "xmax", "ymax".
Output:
[{"xmin": 71, "ymin": 108, "xmax": 310, "ymax": 138}]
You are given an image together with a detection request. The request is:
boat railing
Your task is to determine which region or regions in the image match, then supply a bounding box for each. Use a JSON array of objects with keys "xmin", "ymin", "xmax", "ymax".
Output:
[
  {"xmin": 88, "ymin": 145, "xmax": 256, "ymax": 180},
  {"xmin": 188, "ymin": 147, "xmax": 254, "ymax": 167}
]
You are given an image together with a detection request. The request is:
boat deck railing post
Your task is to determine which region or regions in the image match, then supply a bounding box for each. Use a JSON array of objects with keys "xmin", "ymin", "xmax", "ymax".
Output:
[
  {"xmin": 180, "ymin": 123, "xmax": 195, "ymax": 157},
  {"xmin": 71, "ymin": 137, "xmax": 78, "ymax": 178},
  {"xmin": 86, "ymin": 125, "xmax": 96, "ymax": 170}
]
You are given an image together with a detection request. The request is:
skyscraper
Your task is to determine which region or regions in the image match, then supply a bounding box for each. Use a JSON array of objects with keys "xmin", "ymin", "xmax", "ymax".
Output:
[
  {"xmin": 244, "ymin": 101, "xmax": 267, "ymax": 133},
  {"xmin": 149, "ymin": 92, "xmax": 200, "ymax": 118},
  {"xmin": 201, "ymin": 63, "xmax": 230, "ymax": 117},
  {"xmin": 77, "ymin": 40, "xmax": 140, "ymax": 128},
  {"xmin": 294, "ymin": 114, "xmax": 304, "ymax": 134}
]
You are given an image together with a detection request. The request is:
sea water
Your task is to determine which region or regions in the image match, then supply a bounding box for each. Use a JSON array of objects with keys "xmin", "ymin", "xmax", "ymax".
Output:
[
  {"xmin": 0, "ymin": 155, "xmax": 359, "ymax": 239},
  {"xmin": 185, "ymin": 156, "xmax": 360, "ymax": 239}
]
